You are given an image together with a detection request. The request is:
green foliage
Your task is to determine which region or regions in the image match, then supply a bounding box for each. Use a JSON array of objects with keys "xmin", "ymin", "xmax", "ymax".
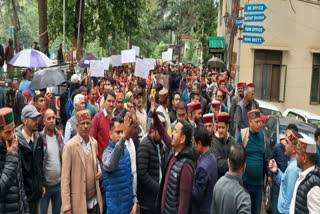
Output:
[{"xmin": 152, "ymin": 41, "xmax": 170, "ymax": 58}]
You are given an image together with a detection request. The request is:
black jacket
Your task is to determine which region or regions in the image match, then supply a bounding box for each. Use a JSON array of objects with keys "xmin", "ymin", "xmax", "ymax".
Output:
[
  {"xmin": 0, "ymin": 143, "xmax": 29, "ymax": 213},
  {"xmin": 137, "ymin": 135, "xmax": 165, "ymax": 211},
  {"xmin": 15, "ymin": 125, "xmax": 44, "ymax": 203}
]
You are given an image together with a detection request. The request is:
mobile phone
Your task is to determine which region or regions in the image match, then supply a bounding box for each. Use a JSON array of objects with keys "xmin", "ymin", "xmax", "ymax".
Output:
[{"xmin": 150, "ymin": 89, "xmax": 156, "ymax": 96}]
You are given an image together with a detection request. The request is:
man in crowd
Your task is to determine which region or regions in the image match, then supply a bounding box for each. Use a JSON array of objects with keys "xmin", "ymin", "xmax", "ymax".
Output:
[
  {"xmin": 188, "ymin": 101, "xmax": 202, "ymax": 128},
  {"xmin": 315, "ymin": 128, "xmax": 320, "ymax": 166},
  {"xmin": 170, "ymin": 101, "xmax": 189, "ymax": 130},
  {"xmin": 64, "ymin": 94, "xmax": 85, "ymax": 143},
  {"xmin": 61, "ymin": 109, "xmax": 103, "ymax": 214},
  {"xmin": 210, "ymin": 112, "xmax": 236, "ymax": 179},
  {"xmin": 101, "ymin": 116, "xmax": 138, "ymax": 214},
  {"xmin": 233, "ymin": 83, "xmax": 259, "ymax": 139},
  {"xmin": 88, "ymin": 87, "xmax": 100, "ymax": 113},
  {"xmin": 211, "ymin": 144, "xmax": 251, "ymax": 214},
  {"xmin": 269, "ymin": 130, "xmax": 301, "ymax": 213},
  {"xmin": 290, "ymin": 138, "xmax": 320, "ymax": 213},
  {"xmin": 169, "ymin": 92, "xmax": 181, "ymax": 123},
  {"xmin": 229, "ymin": 82, "xmax": 246, "ymax": 136},
  {"xmin": 192, "ymin": 82, "xmax": 207, "ymax": 115},
  {"xmin": 19, "ymin": 68, "xmax": 34, "ymax": 97},
  {"xmin": 134, "ymin": 90, "xmax": 147, "ymax": 134},
  {"xmin": 156, "ymin": 88, "xmax": 171, "ymax": 134},
  {"xmin": 137, "ymin": 118, "xmax": 165, "ymax": 213},
  {"xmin": 0, "ymin": 107, "xmax": 29, "ymax": 213},
  {"xmin": 16, "ymin": 105, "xmax": 44, "ymax": 213},
  {"xmin": 203, "ymin": 113, "xmax": 215, "ymax": 141},
  {"xmin": 39, "ymin": 109, "xmax": 64, "ymax": 214},
  {"xmin": 192, "ymin": 126, "xmax": 217, "ymax": 214},
  {"xmin": 113, "ymin": 92, "xmax": 124, "ymax": 117},
  {"xmin": 237, "ymin": 109, "xmax": 266, "ymax": 214},
  {"xmin": 90, "ymin": 89, "xmax": 116, "ymax": 161}
]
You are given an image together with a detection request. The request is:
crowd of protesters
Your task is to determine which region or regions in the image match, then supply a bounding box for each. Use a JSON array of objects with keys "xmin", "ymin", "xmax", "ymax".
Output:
[{"xmin": 0, "ymin": 61, "xmax": 320, "ymax": 214}]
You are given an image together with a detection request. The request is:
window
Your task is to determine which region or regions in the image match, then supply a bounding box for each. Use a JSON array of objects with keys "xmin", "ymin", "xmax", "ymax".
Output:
[
  {"xmin": 310, "ymin": 53, "xmax": 320, "ymax": 104},
  {"xmin": 253, "ymin": 50, "xmax": 287, "ymax": 102}
]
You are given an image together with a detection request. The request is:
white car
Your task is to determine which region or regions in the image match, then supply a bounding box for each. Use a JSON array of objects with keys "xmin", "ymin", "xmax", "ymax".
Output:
[
  {"xmin": 256, "ymin": 99, "xmax": 282, "ymax": 116},
  {"xmin": 283, "ymin": 108, "xmax": 320, "ymax": 128}
]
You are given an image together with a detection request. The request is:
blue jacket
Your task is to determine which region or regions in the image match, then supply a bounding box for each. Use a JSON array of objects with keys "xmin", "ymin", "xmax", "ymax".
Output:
[
  {"xmin": 275, "ymin": 158, "xmax": 300, "ymax": 214},
  {"xmin": 192, "ymin": 151, "xmax": 218, "ymax": 214},
  {"xmin": 101, "ymin": 141, "xmax": 133, "ymax": 214},
  {"xmin": 182, "ymin": 89, "xmax": 190, "ymax": 103}
]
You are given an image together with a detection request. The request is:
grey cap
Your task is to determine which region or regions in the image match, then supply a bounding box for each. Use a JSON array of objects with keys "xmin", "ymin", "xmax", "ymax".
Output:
[{"xmin": 21, "ymin": 105, "xmax": 41, "ymax": 119}]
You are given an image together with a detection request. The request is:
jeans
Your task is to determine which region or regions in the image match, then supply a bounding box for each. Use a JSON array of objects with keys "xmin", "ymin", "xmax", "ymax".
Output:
[
  {"xmin": 244, "ymin": 183, "xmax": 263, "ymax": 214},
  {"xmin": 39, "ymin": 183, "xmax": 61, "ymax": 214}
]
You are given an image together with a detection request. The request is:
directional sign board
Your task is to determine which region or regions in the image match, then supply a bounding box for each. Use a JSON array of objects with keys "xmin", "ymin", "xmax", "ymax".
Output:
[
  {"xmin": 243, "ymin": 25, "xmax": 265, "ymax": 34},
  {"xmin": 244, "ymin": 3, "xmax": 267, "ymax": 13},
  {"xmin": 243, "ymin": 35, "xmax": 265, "ymax": 44},
  {"xmin": 244, "ymin": 14, "xmax": 266, "ymax": 22},
  {"xmin": 236, "ymin": 17, "xmax": 242, "ymax": 27}
]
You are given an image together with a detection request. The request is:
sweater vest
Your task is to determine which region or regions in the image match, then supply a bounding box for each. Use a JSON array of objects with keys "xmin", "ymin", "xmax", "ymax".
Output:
[
  {"xmin": 102, "ymin": 141, "xmax": 133, "ymax": 214},
  {"xmin": 163, "ymin": 157, "xmax": 193, "ymax": 214},
  {"xmin": 294, "ymin": 167, "xmax": 320, "ymax": 214}
]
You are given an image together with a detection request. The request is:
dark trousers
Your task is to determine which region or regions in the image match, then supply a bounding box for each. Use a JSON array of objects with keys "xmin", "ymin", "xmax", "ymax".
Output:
[
  {"xmin": 29, "ymin": 201, "xmax": 40, "ymax": 214},
  {"xmin": 244, "ymin": 183, "xmax": 263, "ymax": 214},
  {"xmin": 39, "ymin": 183, "xmax": 61, "ymax": 214},
  {"xmin": 87, "ymin": 203, "xmax": 99, "ymax": 214},
  {"xmin": 140, "ymin": 206, "xmax": 159, "ymax": 214}
]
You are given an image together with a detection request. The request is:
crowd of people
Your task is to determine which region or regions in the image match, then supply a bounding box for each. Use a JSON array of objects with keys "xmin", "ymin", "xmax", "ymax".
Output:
[{"xmin": 0, "ymin": 61, "xmax": 320, "ymax": 214}]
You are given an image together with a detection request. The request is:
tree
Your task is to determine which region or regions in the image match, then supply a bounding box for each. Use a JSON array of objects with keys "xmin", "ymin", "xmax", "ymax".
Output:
[{"xmin": 38, "ymin": 0, "xmax": 49, "ymax": 56}]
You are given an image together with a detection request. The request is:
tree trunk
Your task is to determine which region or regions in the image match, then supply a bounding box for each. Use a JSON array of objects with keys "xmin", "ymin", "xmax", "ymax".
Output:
[
  {"xmin": 38, "ymin": 0, "xmax": 49, "ymax": 56},
  {"xmin": 73, "ymin": 0, "xmax": 85, "ymax": 60},
  {"xmin": 11, "ymin": 0, "xmax": 20, "ymax": 53}
]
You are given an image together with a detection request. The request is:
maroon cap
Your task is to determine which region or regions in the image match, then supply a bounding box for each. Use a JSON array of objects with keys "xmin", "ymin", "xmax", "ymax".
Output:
[
  {"xmin": 216, "ymin": 112, "xmax": 230, "ymax": 124},
  {"xmin": 188, "ymin": 102, "xmax": 201, "ymax": 112}
]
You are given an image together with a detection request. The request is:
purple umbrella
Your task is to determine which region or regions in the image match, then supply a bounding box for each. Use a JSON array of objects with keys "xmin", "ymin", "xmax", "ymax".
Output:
[
  {"xmin": 79, "ymin": 53, "xmax": 98, "ymax": 68},
  {"xmin": 9, "ymin": 49, "xmax": 53, "ymax": 68}
]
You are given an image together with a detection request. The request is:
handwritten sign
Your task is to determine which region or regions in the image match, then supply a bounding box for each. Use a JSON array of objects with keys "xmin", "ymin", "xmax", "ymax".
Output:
[
  {"xmin": 110, "ymin": 55, "xmax": 122, "ymax": 66},
  {"xmin": 101, "ymin": 57, "xmax": 110, "ymax": 70},
  {"xmin": 132, "ymin": 45, "xmax": 140, "ymax": 56},
  {"xmin": 121, "ymin": 49, "xmax": 136, "ymax": 63},
  {"xmin": 90, "ymin": 60, "xmax": 105, "ymax": 77},
  {"xmin": 134, "ymin": 58, "xmax": 150, "ymax": 79},
  {"xmin": 162, "ymin": 48, "xmax": 173, "ymax": 62},
  {"xmin": 144, "ymin": 58, "xmax": 155, "ymax": 70}
]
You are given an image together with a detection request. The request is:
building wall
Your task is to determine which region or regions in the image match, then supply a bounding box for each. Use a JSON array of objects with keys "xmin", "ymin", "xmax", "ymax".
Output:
[{"xmin": 218, "ymin": 0, "xmax": 320, "ymax": 114}]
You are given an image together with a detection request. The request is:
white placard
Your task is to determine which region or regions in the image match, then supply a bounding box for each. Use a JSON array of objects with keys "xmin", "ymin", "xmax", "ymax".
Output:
[
  {"xmin": 162, "ymin": 51, "xmax": 171, "ymax": 62},
  {"xmin": 144, "ymin": 58, "xmax": 155, "ymax": 70},
  {"xmin": 121, "ymin": 49, "xmax": 136, "ymax": 63},
  {"xmin": 132, "ymin": 45, "xmax": 140, "ymax": 56},
  {"xmin": 84, "ymin": 60, "xmax": 90, "ymax": 65},
  {"xmin": 110, "ymin": 55, "xmax": 122, "ymax": 66},
  {"xmin": 134, "ymin": 58, "xmax": 150, "ymax": 79},
  {"xmin": 90, "ymin": 60, "xmax": 105, "ymax": 77},
  {"xmin": 101, "ymin": 57, "xmax": 110, "ymax": 70}
]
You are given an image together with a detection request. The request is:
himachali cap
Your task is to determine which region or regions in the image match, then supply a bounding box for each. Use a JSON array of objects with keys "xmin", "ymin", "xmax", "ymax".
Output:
[
  {"xmin": 116, "ymin": 93, "xmax": 124, "ymax": 101},
  {"xmin": 76, "ymin": 109, "xmax": 91, "ymax": 123},
  {"xmin": 188, "ymin": 102, "xmax": 201, "ymax": 112},
  {"xmin": 218, "ymin": 79, "xmax": 225, "ymax": 85},
  {"xmin": 247, "ymin": 109, "xmax": 261, "ymax": 120},
  {"xmin": 247, "ymin": 82, "xmax": 255, "ymax": 88},
  {"xmin": 201, "ymin": 82, "xmax": 207, "ymax": 88},
  {"xmin": 216, "ymin": 112, "xmax": 230, "ymax": 124},
  {"xmin": 219, "ymin": 87, "xmax": 227, "ymax": 96},
  {"xmin": 159, "ymin": 88, "xmax": 169, "ymax": 101},
  {"xmin": 297, "ymin": 138, "xmax": 317, "ymax": 154},
  {"xmin": 211, "ymin": 101, "xmax": 221, "ymax": 109},
  {"xmin": 203, "ymin": 113, "xmax": 214, "ymax": 124},
  {"xmin": 0, "ymin": 108, "xmax": 14, "ymax": 127},
  {"xmin": 237, "ymin": 82, "xmax": 247, "ymax": 88},
  {"xmin": 260, "ymin": 113, "xmax": 268, "ymax": 121},
  {"xmin": 186, "ymin": 76, "xmax": 193, "ymax": 82}
]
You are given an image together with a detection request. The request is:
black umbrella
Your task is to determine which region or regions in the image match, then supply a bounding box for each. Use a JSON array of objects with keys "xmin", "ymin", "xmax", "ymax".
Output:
[
  {"xmin": 207, "ymin": 56, "xmax": 225, "ymax": 68},
  {"xmin": 30, "ymin": 68, "xmax": 66, "ymax": 90},
  {"xmin": 79, "ymin": 53, "xmax": 98, "ymax": 68}
]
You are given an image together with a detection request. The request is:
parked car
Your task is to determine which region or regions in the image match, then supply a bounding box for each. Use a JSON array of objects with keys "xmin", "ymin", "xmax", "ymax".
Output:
[
  {"xmin": 265, "ymin": 115, "xmax": 316, "ymax": 150},
  {"xmin": 283, "ymin": 108, "xmax": 320, "ymax": 128},
  {"xmin": 256, "ymin": 99, "xmax": 282, "ymax": 116}
]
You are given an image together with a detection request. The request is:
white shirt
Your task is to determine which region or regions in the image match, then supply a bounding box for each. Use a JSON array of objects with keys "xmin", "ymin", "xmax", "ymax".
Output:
[
  {"xmin": 289, "ymin": 166, "xmax": 320, "ymax": 214},
  {"xmin": 125, "ymin": 139, "xmax": 138, "ymax": 203},
  {"xmin": 21, "ymin": 129, "xmax": 34, "ymax": 145},
  {"xmin": 156, "ymin": 105, "xmax": 171, "ymax": 134}
]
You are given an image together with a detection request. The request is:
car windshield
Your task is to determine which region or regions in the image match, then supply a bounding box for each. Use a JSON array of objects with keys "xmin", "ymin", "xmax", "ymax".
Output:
[
  {"xmin": 308, "ymin": 119, "xmax": 320, "ymax": 128},
  {"xmin": 279, "ymin": 125, "xmax": 315, "ymax": 139},
  {"xmin": 260, "ymin": 108, "xmax": 282, "ymax": 116}
]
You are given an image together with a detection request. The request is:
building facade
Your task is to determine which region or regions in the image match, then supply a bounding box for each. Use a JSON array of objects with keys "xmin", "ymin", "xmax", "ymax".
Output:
[{"xmin": 217, "ymin": 0, "xmax": 320, "ymax": 114}]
